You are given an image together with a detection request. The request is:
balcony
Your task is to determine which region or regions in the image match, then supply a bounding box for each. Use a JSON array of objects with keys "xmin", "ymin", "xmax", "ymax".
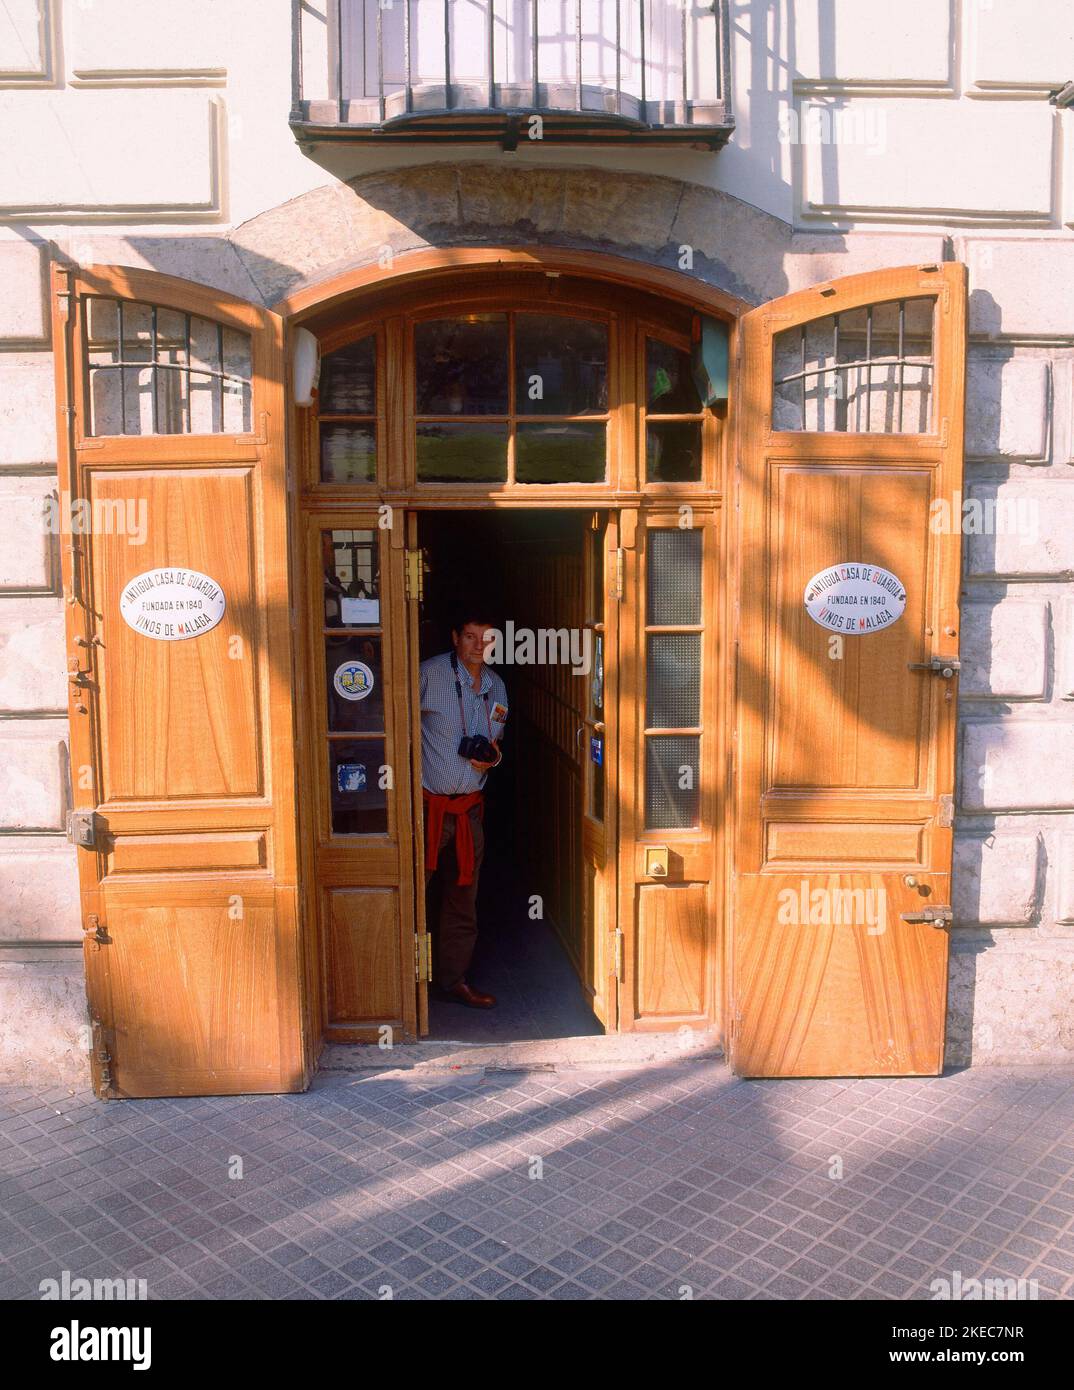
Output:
[{"xmin": 290, "ymin": 0, "xmax": 734, "ymax": 148}]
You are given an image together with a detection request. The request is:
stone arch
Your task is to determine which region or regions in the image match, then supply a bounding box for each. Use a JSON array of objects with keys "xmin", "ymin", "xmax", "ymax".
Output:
[{"xmin": 229, "ymin": 163, "xmax": 798, "ymax": 311}]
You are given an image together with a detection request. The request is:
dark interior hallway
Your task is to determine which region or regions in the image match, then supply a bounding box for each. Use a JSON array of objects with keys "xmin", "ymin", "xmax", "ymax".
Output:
[{"xmin": 417, "ymin": 509, "xmax": 605, "ymax": 1043}]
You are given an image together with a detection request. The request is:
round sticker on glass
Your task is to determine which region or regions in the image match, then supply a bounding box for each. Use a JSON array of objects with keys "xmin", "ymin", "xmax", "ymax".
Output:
[
  {"xmin": 333, "ymin": 660, "xmax": 375, "ymax": 701},
  {"xmin": 119, "ymin": 567, "xmax": 225, "ymax": 641},
  {"xmin": 803, "ymin": 563, "xmax": 906, "ymax": 634}
]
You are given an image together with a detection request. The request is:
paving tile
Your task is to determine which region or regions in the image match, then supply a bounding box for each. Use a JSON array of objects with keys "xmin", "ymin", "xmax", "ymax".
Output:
[{"xmin": 3, "ymin": 1063, "xmax": 1074, "ymax": 1302}]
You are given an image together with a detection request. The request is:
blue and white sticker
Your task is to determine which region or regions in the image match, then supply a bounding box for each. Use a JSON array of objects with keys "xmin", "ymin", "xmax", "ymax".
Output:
[
  {"xmin": 336, "ymin": 763, "xmax": 367, "ymax": 793},
  {"xmin": 333, "ymin": 659, "xmax": 375, "ymax": 701}
]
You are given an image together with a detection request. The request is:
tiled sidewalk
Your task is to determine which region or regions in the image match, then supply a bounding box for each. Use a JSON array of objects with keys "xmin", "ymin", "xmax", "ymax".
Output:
[{"xmin": 1, "ymin": 1061, "xmax": 1073, "ymax": 1300}]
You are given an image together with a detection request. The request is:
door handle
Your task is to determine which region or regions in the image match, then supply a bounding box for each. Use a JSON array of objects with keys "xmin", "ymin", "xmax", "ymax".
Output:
[
  {"xmin": 899, "ymin": 904, "xmax": 953, "ymax": 927},
  {"xmin": 645, "ymin": 846, "xmax": 669, "ymax": 878},
  {"xmin": 907, "ymin": 658, "xmax": 960, "ymax": 679}
]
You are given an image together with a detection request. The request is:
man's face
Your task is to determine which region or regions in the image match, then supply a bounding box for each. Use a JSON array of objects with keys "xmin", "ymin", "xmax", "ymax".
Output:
[{"xmin": 453, "ymin": 622, "xmax": 494, "ymax": 666}]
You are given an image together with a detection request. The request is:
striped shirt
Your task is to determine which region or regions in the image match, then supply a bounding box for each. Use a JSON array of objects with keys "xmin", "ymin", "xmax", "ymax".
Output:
[{"xmin": 419, "ymin": 650, "xmax": 509, "ymax": 796}]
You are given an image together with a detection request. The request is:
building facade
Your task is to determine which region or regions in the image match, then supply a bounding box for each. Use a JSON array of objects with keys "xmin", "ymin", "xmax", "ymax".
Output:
[{"xmin": 1, "ymin": 0, "xmax": 1073, "ymax": 1090}]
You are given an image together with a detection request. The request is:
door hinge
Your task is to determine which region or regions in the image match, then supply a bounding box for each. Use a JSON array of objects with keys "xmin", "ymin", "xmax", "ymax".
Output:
[
  {"xmin": 613, "ymin": 928, "xmax": 623, "ymax": 981},
  {"xmin": 610, "ymin": 548, "xmax": 624, "ymax": 602},
  {"xmin": 83, "ymin": 913, "xmax": 108, "ymax": 947},
  {"xmin": 937, "ymin": 794, "xmax": 954, "ymax": 828},
  {"xmin": 405, "ymin": 549, "xmax": 425, "ymax": 602},
  {"xmin": 66, "ymin": 809, "xmax": 101, "ymax": 850},
  {"xmin": 414, "ymin": 931, "xmax": 432, "ymax": 982},
  {"xmin": 90, "ymin": 1015, "xmax": 114, "ymax": 1097}
]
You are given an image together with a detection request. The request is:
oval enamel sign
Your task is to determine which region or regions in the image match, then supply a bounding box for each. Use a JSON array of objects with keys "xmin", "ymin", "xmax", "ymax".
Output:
[
  {"xmin": 803, "ymin": 563, "xmax": 906, "ymax": 634},
  {"xmin": 333, "ymin": 660, "xmax": 375, "ymax": 701},
  {"xmin": 120, "ymin": 568, "xmax": 226, "ymax": 641}
]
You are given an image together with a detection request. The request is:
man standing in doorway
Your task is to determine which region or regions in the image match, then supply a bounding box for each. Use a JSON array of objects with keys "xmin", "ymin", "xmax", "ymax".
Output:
[{"xmin": 419, "ymin": 609, "xmax": 508, "ymax": 1008}]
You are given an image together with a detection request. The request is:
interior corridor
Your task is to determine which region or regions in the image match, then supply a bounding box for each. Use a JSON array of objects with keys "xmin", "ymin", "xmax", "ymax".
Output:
[{"xmin": 417, "ymin": 509, "xmax": 605, "ymax": 1043}]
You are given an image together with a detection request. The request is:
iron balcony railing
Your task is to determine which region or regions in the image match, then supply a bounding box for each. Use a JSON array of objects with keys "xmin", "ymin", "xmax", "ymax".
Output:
[{"xmin": 290, "ymin": 0, "xmax": 733, "ymax": 147}]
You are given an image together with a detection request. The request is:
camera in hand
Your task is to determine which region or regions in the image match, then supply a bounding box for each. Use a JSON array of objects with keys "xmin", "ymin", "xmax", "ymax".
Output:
[{"xmin": 458, "ymin": 734, "xmax": 500, "ymax": 765}]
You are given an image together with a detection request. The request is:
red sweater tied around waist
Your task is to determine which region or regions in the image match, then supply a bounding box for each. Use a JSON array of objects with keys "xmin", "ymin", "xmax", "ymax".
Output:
[{"xmin": 422, "ymin": 789, "xmax": 484, "ymax": 886}]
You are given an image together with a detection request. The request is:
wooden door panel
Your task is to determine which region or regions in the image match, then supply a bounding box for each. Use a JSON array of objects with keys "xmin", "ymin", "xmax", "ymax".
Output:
[
  {"xmin": 325, "ymin": 888, "xmax": 404, "ymax": 1025},
  {"xmin": 734, "ymin": 875, "xmax": 948, "ymax": 1076},
  {"xmin": 634, "ymin": 882, "xmax": 709, "ymax": 1022},
  {"xmin": 732, "ymin": 263, "xmax": 966, "ymax": 1078},
  {"xmin": 769, "ymin": 467, "xmax": 932, "ymax": 792},
  {"xmin": 54, "ymin": 263, "xmax": 306, "ymax": 1098},
  {"xmin": 100, "ymin": 880, "xmax": 296, "ymax": 1097},
  {"xmin": 90, "ymin": 468, "xmax": 264, "ymax": 802}
]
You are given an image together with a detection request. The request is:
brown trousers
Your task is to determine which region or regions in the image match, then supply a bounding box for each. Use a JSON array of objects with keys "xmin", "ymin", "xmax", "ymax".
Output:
[{"xmin": 425, "ymin": 806, "xmax": 485, "ymax": 990}]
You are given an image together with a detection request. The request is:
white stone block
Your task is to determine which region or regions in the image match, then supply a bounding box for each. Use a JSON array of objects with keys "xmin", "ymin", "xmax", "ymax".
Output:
[
  {"xmin": 800, "ymin": 100, "xmax": 1053, "ymax": 223},
  {"xmin": 965, "ymin": 355, "xmax": 1050, "ymax": 462},
  {"xmin": 0, "ymin": 90, "xmax": 221, "ymax": 216},
  {"xmin": 953, "ymin": 832, "xmax": 1042, "ymax": 926},
  {"xmin": 0, "ymin": 354, "xmax": 56, "ymax": 467},
  {"xmin": 71, "ymin": 0, "xmax": 225, "ymax": 75},
  {"xmin": 946, "ymin": 939, "xmax": 1074, "ymax": 1065},
  {"xmin": 963, "ymin": 481, "xmax": 1074, "ymax": 579},
  {"xmin": 960, "ymin": 599, "xmax": 1047, "ymax": 699},
  {"xmin": 0, "ymin": 952, "xmax": 89, "ymax": 1084},
  {"xmin": 793, "ymin": 0, "xmax": 950, "ymax": 85},
  {"xmin": 0, "ymin": 240, "xmax": 49, "ymax": 344},
  {"xmin": 960, "ymin": 238, "xmax": 1074, "ymax": 337},
  {"xmin": 0, "ymin": 476, "xmax": 57, "ymax": 592},
  {"xmin": 961, "ymin": 721, "xmax": 1074, "ymax": 811},
  {"xmin": 0, "ymin": 598, "xmax": 67, "ymax": 713},
  {"xmin": 0, "ymin": 837, "xmax": 81, "ymax": 941},
  {"xmin": 0, "ymin": 721, "xmax": 68, "ymax": 830},
  {"xmin": 0, "ymin": 0, "xmax": 47, "ymax": 78},
  {"xmin": 970, "ymin": 0, "xmax": 1074, "ymax": 89}
]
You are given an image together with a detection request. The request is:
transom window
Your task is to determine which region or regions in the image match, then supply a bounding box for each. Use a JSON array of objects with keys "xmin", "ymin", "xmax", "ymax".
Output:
[
  {"xmin": 84, "ymin": 296, "xmax": 252, "ymax": 437},
  {"xmin": 414, "ymin": 312, "xmax": 610, "ymax": 484},
  {"xmin": 308, "ymin": 287, "xmax": 723, "ymax": 491},
  {"xmin": 773, "ymin": 296, "xmax": 935, "ymax": 434}
]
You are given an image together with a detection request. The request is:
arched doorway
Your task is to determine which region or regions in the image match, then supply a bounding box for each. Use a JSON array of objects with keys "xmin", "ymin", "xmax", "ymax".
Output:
[{"xmin": 287, "ymin": 260, "xmax": 737, "ymax": 1049}]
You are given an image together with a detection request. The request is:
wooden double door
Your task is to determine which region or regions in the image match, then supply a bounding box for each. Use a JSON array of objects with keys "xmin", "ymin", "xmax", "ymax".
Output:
[{"xmin": 54, "ymin": 258, "xmax": 965, "ymax": 1096}]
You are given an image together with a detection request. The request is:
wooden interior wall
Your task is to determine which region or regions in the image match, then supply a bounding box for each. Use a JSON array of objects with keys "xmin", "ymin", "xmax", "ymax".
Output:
[{"xmin": 501, "ymin": 528, "xmax": 587, "ymax": 971}]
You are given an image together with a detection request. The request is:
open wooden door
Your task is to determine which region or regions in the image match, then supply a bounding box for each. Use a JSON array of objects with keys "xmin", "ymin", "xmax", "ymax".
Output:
[
  {"xmin": 405, "ymin": 512, "xmax": 430, "ymax": 1037},
  {"xmin": 732, "ymin": 263, "xmax": 967, "ymax": 1076},
  {"xmin": 617, "ymin": 507, "xmax": 722, "ymax": 1032},
  {"xmin": 300, "ymin": 509, "xmax": 425, "ymax": 1044},
  {"xmin": 579, "ymin": 511, "xmax": 619, "ymax": 1028},
  {"xmin": 51, "ymin": 262, "xmax": 307, "ymax": 1098}
]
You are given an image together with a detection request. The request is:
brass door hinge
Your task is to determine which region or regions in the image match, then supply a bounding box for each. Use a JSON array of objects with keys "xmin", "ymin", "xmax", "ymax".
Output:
[
  {"xmin": 610, "ymin": 548, "xmax": 624, "ymax": 602},
  {"xmin": 405, "ymin": 550, "xmax": 425, "ymax": 602},
  {"xmin": 613, "ymin": 928, "xmax": 623, "ymax": 981},
  {"xmin": 414, "ymin": 931, "xmax": 432, "ymax": 982},
  {"xmin": 937, "ymin": 794, "xmax": 954, "ymax": 828}
]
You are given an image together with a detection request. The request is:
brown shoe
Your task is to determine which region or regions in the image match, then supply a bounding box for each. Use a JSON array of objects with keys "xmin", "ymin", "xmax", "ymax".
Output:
[{"xmin": 442, "ymin": 980, "xmax": 496, "ymax": 1009}]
